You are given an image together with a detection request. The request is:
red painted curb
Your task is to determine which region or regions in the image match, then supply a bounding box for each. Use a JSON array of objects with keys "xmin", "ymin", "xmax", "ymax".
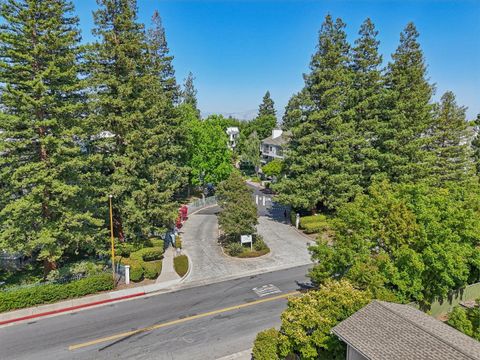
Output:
[{"xmin": 0, "ymin": 292, "xmax": 146, "ymax": 326}]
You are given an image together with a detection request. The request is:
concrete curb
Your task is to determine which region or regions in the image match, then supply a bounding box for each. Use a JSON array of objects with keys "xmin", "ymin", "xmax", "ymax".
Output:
[
  {"xmin": 178, "ymin": 251, "xmax": 192, "ymax": 283},
  {"xmin": 0, "ymin": 249, "xmax": 195, "ymax": 327},
  {"xmin": 0, "ymin": 288, "xmax": 146, "ymax": 326}
]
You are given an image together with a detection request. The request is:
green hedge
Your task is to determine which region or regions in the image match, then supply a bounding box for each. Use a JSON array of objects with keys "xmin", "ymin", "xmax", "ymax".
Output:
[
  {"xmin": 300, "ymin": 215, "xmax": 330, "ymax": 234},
  {"xmin": 130, "ymin": 247, "xmax": 164, "ymax": 262},
  {"xmin": 0, "ymin": 273, "xmax": 114, "ymax": 313},
  {"xmin": 253, "ymin": 328, "xmax": 281, "ymax": 360},
  {"xmin": 143, "ymin": 260, "xmax": 162, "ymax": 279},
  {"xmin": 115, "ymin": 256, "xmax": 144, "ymax": 282},
  {"xmin": 148, "ymin": 238, "xmax": 164, "ymax": 249}
]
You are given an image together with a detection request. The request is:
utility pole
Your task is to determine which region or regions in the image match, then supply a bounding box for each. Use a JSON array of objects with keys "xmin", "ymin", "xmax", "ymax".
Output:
[{"xmin": 109, "ymin": 195, "xmax": 116, "ymax": 285}]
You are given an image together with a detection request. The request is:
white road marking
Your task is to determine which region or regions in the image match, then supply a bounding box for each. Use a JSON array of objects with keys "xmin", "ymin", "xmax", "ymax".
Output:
[{"xmin": 252, "ymin": 284, "xmax": 281, "ymax": 297}]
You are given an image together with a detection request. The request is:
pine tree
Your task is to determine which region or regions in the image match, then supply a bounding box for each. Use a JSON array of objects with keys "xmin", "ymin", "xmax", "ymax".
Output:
[
  {"xmin": 276, "ymin": 15, "xmax": 360, "ymax": 211},
  {"xmin": 472, "ymin": 114, "xmax": 480, "ymax": 177},
  {"xmin": 87, "ymin": 0, "xmax": 186, "ymax": 242},
  {"xmin": 429, "ymin": 91, "xmax": 473, "ymax": 184},
  {"xmin": 258, "ymin": 91, "xmax": 276, "ymax": 118},
  {"xmin": 0, "ymin": 0, "xmax": 103, "ymax": 273},
  {"xmin": 147, "ymin": 10, "xmax": 179, "ymax": 103},
  {"xmin": 350, "ymin": 18, "xmax": 384, "ymax": 188},
  {"xmin": 282, "ymin": 91, "xmax": 308, "ymax": 131},
  {"xmin": 182, "ymin": 71, "xmax": 200, "ymax": 117},
  {"xmin": 379, "ymin": 22, "xmax": 434, "ymax": 183}
]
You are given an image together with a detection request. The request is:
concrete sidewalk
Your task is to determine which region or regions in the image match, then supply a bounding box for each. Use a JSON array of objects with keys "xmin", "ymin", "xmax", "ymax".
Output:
[
  {"xmin": 0, "ymin": 254, "xmax": 186, "ymax": 327},
  {"xmin": 156, "ymin": 247, "xmax": 181, "ymax": 284}
]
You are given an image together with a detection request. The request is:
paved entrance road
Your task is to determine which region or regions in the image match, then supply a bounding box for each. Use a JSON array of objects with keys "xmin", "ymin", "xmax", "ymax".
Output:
[
  {"xmin": 0, "ymin": 265, "xmax": 311, "ymax": 360},
  {"xmin": 181, "ymin": 207, "xmax": 312, "ymax": 285}
]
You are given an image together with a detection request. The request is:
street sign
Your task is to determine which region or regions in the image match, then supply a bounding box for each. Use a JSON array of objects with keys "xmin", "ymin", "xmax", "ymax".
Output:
[
  {"xmin": 240, "ymin": 235, "xmax": 252, "ymax": 244},
  {"xmin": 241, "ymin": 235, "xmax": 253, "ymax": 251}
]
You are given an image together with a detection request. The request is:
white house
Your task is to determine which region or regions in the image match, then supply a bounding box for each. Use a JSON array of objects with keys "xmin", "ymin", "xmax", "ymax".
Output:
[
  {"xmin": 260, "ymin": 129, "xmax": 291, "ymax": 164},
  {"xmin": 226, "ymin": 127, "xmax": 240, "ymax": 149}
]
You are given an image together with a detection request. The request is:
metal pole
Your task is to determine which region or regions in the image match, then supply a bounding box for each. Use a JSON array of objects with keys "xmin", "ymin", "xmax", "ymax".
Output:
[{"xmin": 109, "ymin": 195, "xmax": 115, "ymax": 285}]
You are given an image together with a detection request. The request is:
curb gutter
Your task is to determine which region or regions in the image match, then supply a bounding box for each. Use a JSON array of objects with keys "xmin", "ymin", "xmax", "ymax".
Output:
[{"xmin": 0, "ymin": 292, "xmax": 145, "ymax": 326}]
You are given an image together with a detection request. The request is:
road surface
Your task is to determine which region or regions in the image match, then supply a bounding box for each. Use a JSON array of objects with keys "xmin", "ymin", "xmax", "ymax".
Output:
[{"xmin": 0, "ymin": 265, "xmax": 312, "ymax": 360}]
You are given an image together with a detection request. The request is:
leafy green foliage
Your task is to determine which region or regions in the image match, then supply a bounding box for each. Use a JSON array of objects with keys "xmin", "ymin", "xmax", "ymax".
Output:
[
  {"xmin": 253, "ymin": 328, "xmax": 281, "ymax": 360},
  {"xmin": 217, "ymin": 172, "xmax": 258, "ymax": 240},
  {"xmin": 278, "ymin": 280, "xmax": 371, "ymax": 360},
  {"xmin": 186, "ymin": 112, "xmax": 234, "ymax": 186},
  {"xmin": 241, "ymin": 131, "xmax": 261, "ymax": 172},
  {"xmin": 143, "ymin": 260, "xmax": 162, "ymax": 279},
  {"xmin": 447, "ymin": 306, "xmax": 474, "ymax": 337},
  {"xmin": 129, "ymin": 247, "xmax": 164, "ymax": 262},
  {"xmin": 0, "ymin": 273, "xmax": 114, "ymax": 312},
  {"xmin": 299, "ymin": 215, "xmax": 330, "ymax": 234},
  {"xmin": 309, "ymin": 180, "xmax": 480, "ymax": 306},
  {"xmin": 262, "ymin": 159, "xmax": 284, "ymax": 178},
  {"xmin": 226, "ymin": 242, "xmax": 244, "ymax": 257}
]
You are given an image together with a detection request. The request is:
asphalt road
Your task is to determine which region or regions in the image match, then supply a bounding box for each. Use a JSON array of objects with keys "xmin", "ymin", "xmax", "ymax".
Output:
[{"xmin": 0, "ymin": 264, "xmax": 312, "ymax": 360}]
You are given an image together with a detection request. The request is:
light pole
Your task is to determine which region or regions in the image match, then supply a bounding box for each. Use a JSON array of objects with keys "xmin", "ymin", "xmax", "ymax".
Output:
[{"xmin": 109, "ymin": 194, "xmax": 115, "ymax": 284}]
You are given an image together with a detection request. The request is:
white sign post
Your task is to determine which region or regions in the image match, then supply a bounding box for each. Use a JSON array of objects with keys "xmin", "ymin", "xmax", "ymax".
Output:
[
  {"xmin": 125, "ymin": 265, "xmax": 130, "ymax": 285},
  {"xmin": 241, "ymin": 235, "xmax": 253, "ymax": 251}
]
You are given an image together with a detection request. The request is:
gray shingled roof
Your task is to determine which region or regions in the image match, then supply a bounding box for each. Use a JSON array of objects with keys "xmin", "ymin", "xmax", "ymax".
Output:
[
  {"xmin": 332, "ymin": 300, "xmax": 480, "ymax": 360},
  {"xmin": 261, "ymin": 131, "xmax": 291, "ymax": 146}
]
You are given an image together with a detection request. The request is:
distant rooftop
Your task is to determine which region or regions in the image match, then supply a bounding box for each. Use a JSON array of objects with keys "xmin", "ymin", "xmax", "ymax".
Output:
[
  {"xmin": 332, "ymin": 300, "xmax": 480, "ymax": 360},
  {"xmin": 261, "ymin": 130, "xmax": 291, "ymax": 146}
]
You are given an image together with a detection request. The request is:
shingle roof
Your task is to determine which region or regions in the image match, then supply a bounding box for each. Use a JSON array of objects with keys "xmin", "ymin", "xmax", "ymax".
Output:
[
  {"xmin": 331, "ymin": 300, "xmax": 480, "ymax": 360},
  {"xmin": 261, "ymin": 131, "xmax": 291, "ymax": 146}
]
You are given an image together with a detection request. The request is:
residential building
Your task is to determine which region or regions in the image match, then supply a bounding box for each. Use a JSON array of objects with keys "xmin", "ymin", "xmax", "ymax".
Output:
[
  {"xmin": 260, "ymin": 129, "xmax": 291, "ymax": 164},
  {"xmin": 226, "ymin": 127, "xmax": 239, "ymax": 149},
  {"xmin": 332, "ymin": 300, "xmax": 480, "ymax": 360}
]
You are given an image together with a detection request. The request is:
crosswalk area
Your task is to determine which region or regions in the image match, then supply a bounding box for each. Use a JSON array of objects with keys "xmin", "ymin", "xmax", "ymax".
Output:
[{"xmin": 252, "ymin": 284, "xmax": 282, "ymax": 297}]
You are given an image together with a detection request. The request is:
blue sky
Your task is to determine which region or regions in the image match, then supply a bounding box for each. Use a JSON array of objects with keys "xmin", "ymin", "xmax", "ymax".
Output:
[{"xmin": 74, "ymin": 0, "xmax": 480, "ymax": 120}]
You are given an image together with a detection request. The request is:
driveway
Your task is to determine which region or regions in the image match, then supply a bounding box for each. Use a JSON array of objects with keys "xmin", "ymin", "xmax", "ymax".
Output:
[{"xmin": 180, "ymin": 200, "xmax": 313, "ymax": 285}]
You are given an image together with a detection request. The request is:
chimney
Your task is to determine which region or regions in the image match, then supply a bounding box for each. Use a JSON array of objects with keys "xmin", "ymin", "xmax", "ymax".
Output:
[{"xmin": 272, "ymin": 129, "xmax": 283, "ymax": 139}]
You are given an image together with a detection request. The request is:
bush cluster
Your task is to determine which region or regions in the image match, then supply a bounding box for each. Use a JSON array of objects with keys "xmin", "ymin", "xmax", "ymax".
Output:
[
  {"xmin": 0, "ymin": 273, "xmax": 114, "ymax": 313},
  {"xmin": 130, "ymin": 247, "xmax": 164, "ymax": 262},
  {"xmin": 227, "ymin": 242, "xmax": 244, "ymax": 256},
  {"xmin": 116, "ymin": 243, "xmax": 164, "ymax": 282},
  {"xmin": 299, "ymin": 215, "xmax": 330, "ymax": 234},
  {"xmin": 143, "ymin": 260, "xmax": 162, "ymax": 279},
  {"xmin": 147, "ymin": 238, "xmax": 165, "ymax": 249},
  {"xmin": 253, "ymin": 328, "xmax": 281, "ymax": 360}
]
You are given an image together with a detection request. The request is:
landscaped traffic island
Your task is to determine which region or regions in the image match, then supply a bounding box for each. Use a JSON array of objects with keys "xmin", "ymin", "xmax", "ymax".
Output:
[
  {"xmin": 223, "ymin": 236, "xmax": 270, "ymax": 258},
  {"xmin": 214, "ymin": 171, "xmax": 270, "ymax": 259}
]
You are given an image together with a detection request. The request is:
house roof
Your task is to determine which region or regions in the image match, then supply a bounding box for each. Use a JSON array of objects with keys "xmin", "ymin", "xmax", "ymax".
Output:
[
  {"xmin": 332, "ymin": 300, "xmax": 480, "ymax": 360},
  {"xmin": 261, "ymin": 131, "xmax": 291, "ymax": 146}
]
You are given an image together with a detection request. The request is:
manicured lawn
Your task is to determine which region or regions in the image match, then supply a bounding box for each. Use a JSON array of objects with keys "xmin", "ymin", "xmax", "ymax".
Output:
[
  {"xmin": 174, "ymin": 255, "xmax": 189, "ymax": 277},
  {"xmin": 236, "ymin": 248, "xmax": 270, "ymax": 258}
]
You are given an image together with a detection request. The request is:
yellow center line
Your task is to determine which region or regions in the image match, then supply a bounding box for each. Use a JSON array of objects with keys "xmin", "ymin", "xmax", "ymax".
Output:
[{"xmin": 69, "ymin": 290, "xmax": 300, "ymax": 351}]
